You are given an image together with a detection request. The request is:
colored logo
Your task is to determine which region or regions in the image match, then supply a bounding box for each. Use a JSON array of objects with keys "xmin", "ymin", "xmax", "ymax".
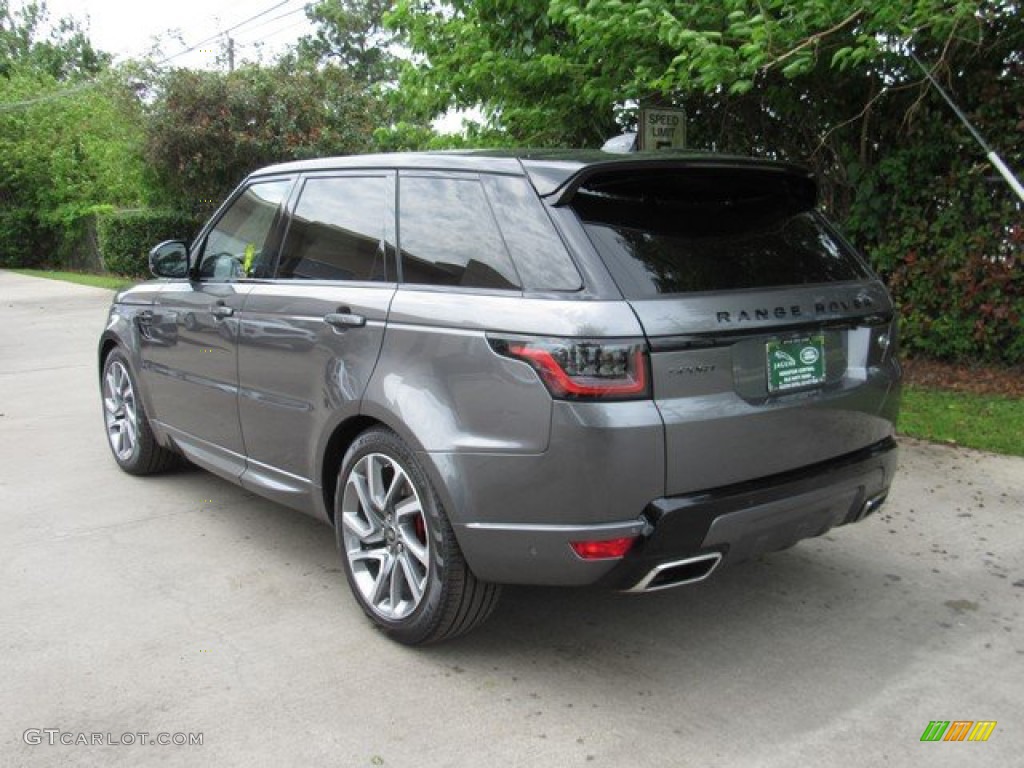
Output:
[{"xmin": 920, "ymin": 721, "xmax": 997, "ymax": 742}]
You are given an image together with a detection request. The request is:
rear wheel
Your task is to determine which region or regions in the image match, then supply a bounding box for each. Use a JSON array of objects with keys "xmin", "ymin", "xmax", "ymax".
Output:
[
  {"xmin": 101, "ymin": 349, "xmax": 179, "ymax": 475},
  {"xmin": 335, "ymin": 428, "xmax": 500, "ymax": 644}
]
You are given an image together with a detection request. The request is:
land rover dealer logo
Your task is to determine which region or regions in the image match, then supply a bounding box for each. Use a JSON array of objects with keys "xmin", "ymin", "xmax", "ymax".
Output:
[{"xmin": 800, "ymin": 347, "xmax": 820, "ymax": 365}]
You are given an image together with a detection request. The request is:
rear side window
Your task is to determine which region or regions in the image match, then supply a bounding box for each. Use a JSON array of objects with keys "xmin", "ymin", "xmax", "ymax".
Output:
[
  {"xmin": 571, "ymin": 168, "xmax": 869, "ymax": 297},
  {"xmin": 481, "ymin": 175, "xmax": 582, "ymax": 292},
  {"xmin": 398, "ymin": 175, "xmax": 521, "ymax": 291},
  {"xmin": 277, "ymin": 175, "xmax": 395, "ymax": 281}
]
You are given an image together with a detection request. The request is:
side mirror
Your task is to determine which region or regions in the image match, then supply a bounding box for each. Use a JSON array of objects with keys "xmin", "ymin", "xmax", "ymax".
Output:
[{"xmin": 149, "ymin": 240, "xmax": 189, "ymax": 279}]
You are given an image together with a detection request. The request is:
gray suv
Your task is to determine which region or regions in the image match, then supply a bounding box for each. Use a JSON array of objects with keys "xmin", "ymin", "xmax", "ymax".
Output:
[{"xmin": 99, "ymin": 150, "xmax": 900, "ymax": 644}]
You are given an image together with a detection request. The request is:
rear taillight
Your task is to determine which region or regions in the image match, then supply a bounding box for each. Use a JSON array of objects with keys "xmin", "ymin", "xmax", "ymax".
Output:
[{"xmin": 488, "ymin": 335, "xmax": 650, "ymax": 401}]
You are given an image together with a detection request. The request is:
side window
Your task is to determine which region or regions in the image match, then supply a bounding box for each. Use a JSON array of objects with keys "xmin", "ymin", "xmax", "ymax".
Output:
[
  {"xmin": 277, "ymin": 175, "xmax": 396, "ymax": 281},
  {"xmin": 198, "ymin": 180, "xmax": 291, "ymax": 280},
  {"xmin": 398, "ymin": 175, "xmax": 521, "ymax": 291},
  {"xmin": 481, "ymin": 175, "xmax": 582, "ymax": 292}
]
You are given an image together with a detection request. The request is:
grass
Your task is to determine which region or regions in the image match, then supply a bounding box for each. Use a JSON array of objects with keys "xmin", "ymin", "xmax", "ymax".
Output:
[
  {"xmin": 10, "ymin": 268, "xmax": 135, "ymax": 292},
  {"xmin": 900, "ymin": 386, "xmax": 1024, "ymax": 457}
]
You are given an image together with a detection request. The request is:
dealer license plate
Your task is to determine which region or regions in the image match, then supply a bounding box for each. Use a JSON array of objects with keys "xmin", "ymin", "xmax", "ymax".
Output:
[{"xmin": 766, "ymin": 335, "xmax": 826, "ymax": 393}]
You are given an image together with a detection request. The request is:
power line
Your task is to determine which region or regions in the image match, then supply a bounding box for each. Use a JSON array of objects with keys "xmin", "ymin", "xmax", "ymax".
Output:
[
  {"xmin": 0, "ymin": 80, "xmax": 100, "ymax": 113},
  {"xmin": 228, "ymin": 7, "xmax": 310, "ymax": 57},
  {"xmin": 229, "ymin": 5, "xmax": 308, "ymax": 39},
  {"xmin": 155, "ymin": 0, "xmax": 303, "ymax": 67},
  {"xmin": 0, "ymin": 0, "xmax": 308, "ymax": 112}
]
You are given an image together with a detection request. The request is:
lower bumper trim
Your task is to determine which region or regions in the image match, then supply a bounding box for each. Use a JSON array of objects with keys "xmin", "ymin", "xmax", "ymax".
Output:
[{"xmin": 601, "ymin": 437, "xmax": 898, "ymax": 590}]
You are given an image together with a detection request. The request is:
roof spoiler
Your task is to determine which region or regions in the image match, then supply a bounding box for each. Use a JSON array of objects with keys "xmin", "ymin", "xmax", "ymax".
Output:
[{"xmin": 529, "ymin": 157, "xmax": 818, "ymax": 207}]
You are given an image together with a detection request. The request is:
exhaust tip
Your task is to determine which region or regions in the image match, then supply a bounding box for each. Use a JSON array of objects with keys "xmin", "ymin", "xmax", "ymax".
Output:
[
  {"xmin": 847, "ymin": 491, "xmax": 888, "ymax": 524},
  {"xmin": 625, "ymin": 552, "xmax": 723, "ymax": 593}
]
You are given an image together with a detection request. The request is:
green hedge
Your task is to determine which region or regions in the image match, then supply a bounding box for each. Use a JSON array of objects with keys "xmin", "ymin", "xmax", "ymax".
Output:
[
  {"xmin": 849, "ymin": 170, "xmax": 1024, "ymax": 367},
  {"xmin": 97, "ymin": 209, "xmax": 198, "ymax": 276},
  {"xmin": 0, "ymin": 209, "xmax": 53, "ymax": 268}
]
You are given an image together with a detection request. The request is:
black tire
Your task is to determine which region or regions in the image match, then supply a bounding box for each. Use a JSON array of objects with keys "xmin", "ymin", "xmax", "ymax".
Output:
[
  {"xmin": 101, "ymin": 349, "xmax": 180, "ymax": 475},
  {"xmin": 335, "ymin": 427, "xmax": 501, "ymax": 644}
]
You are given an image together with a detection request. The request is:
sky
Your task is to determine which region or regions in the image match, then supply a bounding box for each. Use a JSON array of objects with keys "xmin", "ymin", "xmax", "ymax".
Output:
[
  {"xmin": 41, "ymin": 0, "xmax": 316, "ymax": 69},
  {"xmin": 37, "ymin": 0, "xmax": 473, "ymax": 133}
]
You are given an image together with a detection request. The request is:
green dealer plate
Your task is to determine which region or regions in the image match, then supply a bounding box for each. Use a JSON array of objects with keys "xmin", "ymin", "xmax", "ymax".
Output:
[{"xmin": 766, "ymin": 335, "xmax": 826, "ymax": 393}]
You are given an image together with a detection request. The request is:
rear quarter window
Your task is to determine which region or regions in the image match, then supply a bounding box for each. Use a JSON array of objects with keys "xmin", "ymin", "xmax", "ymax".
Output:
[{"xmin": 480, "ymin": 175, "xmax": 582, "ymax": 292}]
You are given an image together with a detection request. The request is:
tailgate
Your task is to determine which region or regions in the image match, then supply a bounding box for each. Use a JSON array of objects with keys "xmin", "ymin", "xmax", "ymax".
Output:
[
  {"xmin": 635, "ymin": 284, "xmax": 899, "ymax": 494},
  {"xmin": 563, "ymin": 160, "xmax": 901, "ymax": 494}
]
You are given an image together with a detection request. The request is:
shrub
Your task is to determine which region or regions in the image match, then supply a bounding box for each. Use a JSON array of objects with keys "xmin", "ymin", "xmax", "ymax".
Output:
[
  {"xmin": 0, "ymin": 208, "xmax": 52, "ymax": 268},
  {"xmin": 96, "ymin": 209, "xmax": 199, "ymax": 276}
]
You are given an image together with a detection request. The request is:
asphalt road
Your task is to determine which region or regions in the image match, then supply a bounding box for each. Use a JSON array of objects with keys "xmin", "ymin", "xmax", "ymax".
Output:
[{"xmin": 1, "ymin": 270, "xmax": 1021, "ymax": 767}]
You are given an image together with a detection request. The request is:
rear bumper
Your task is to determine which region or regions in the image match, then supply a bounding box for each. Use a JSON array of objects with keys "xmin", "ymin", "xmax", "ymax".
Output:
[
  {"xmin": 456, "ymin": 438, "xmax": 897, "ymax": 588},
  {"xmin": 599, "ymin": 436, "xmax": 897, "ymax": 590}
]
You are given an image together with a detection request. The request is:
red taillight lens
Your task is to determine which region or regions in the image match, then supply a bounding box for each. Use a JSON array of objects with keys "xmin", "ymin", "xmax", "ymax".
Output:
[
  {"xmin": 489, "ymin": 336, "xmax": 650, "ymax": 401},
  {"xmin": 570, "ymin": 537, "xmax": 638, "ymax": 560}
]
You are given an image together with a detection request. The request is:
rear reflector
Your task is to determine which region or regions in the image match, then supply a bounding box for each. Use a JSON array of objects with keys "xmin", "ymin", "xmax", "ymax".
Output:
[{"xmin": 570, "ymin": 537, "xmax": 638, "ymax": 560}]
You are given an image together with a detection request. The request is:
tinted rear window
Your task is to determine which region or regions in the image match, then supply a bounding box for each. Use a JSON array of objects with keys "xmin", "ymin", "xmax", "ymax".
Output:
[{"xmin": 572, "ymin": 168, "xmax": 869, "ymax": 297}]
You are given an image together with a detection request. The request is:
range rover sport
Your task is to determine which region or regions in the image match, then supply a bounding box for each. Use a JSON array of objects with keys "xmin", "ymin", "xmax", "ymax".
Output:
[{"xmin": 98, "ymin": 150, "xmax": 900, "ymax": 644}]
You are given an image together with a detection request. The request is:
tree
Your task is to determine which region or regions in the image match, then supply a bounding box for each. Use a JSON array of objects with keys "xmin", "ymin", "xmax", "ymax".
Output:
[
  {"xmin": 1, "ymin": 0, "xmax": 108, "ymax": 79},
  {"xmin": 0, "ymin": 2, "xmax": 142, "ymax": 267},
  {"xmin": 386, "ymin": 0, "xmax": 1022, "ymax": 364},
  {"xmin": 388, "ymin": 0, "xmax": 619, "ymax": 145},
  {"xmin": 144, "ymin": 61, "xmax": 380, "ymax": 215},
  {"xmin": 297, "ymin": 0, "xmax": 399, "ymax": 84}
]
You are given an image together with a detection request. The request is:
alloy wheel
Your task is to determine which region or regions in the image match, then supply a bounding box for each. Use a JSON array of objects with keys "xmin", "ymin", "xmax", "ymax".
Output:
[
  {"xmin": 103, "ymin": 360, "xmax": 138, "ymax": 462},
  {"xmin": 340, "ymin": 452, "xmax": 430, "ymax": 621}
]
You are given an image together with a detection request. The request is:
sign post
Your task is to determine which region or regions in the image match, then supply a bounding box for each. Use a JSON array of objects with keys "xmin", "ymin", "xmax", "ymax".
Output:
[{"xmin": 638, "ymin": 107, "xmax": 687, "ymax": 151}]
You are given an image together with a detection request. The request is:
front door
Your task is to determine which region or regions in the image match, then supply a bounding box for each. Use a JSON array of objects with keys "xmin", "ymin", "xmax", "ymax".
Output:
[{"xmin": 141, "ymin": 178, "xmax": 293, "ymax": 480}]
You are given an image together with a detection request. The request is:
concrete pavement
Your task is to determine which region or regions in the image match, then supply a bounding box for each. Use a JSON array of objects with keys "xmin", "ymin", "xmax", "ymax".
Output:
[{"xmin": 1, "ymin": 269, "xmax": 1021, "ymax": 767}]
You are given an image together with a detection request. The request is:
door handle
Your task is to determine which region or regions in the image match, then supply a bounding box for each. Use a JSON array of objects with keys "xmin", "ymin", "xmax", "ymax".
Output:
[
  {"xmin": 211, "ymin": 305, "xmax": 234, "ymax": 319},
  {"xmin": 324, "ymin": 311, "xmax": 366, "ymax": 330}
]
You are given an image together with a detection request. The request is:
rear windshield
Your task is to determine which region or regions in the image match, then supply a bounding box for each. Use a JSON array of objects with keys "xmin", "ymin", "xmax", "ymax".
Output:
[{"xmin": 571, "ymin": 168, "xmax": 869, "ymax": 297}]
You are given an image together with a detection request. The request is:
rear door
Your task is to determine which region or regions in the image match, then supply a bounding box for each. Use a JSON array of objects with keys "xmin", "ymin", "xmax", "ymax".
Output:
[
  {"xmin": 236, "ymin": 172, "xmax": 397, "ymax": 513},
  {"xmin": 562, "ymin": 162, "xmax": 900, "ymax": 495}
]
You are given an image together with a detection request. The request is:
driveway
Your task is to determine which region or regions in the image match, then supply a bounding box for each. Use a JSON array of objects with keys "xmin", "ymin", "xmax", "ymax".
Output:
[{"xmin": 1, "ymin": 270, "xmax": 1021, "ymax": 767}]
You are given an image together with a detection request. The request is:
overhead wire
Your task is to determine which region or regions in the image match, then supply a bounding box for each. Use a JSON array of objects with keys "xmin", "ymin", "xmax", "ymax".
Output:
[
  {"xmin": 154, "ymin": 0, "xmax": 304, "ymax": 67},
  {"xmin": 0, "ymin": 0, "xmax": 309, "ymax": 112}
]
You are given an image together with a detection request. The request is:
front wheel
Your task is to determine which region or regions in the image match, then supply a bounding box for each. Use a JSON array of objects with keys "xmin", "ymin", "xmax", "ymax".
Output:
[
  {"xmin": 335, "ymin": 428, "xmax": 500, "ymax": 644},
  {"xmin": 101, "ymin": 349, "xmax": 180, "ymax": 475}
]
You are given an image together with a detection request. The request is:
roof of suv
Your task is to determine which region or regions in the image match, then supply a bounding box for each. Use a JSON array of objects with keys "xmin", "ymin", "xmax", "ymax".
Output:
[{"xmin": 254, "ymin": 149, "xmax": 815, "ymax": 201}]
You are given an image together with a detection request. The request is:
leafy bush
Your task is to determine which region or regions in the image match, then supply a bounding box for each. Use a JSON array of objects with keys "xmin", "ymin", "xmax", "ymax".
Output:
[
  {"xmin": 0, "ymin": 208, "xmax": 53, "ymax": 268},
  {"xmin": 872, "ymin": 187, "xmax": 1023, "ymax": 366},
  {"xmin": 96, "ymin": 209, "xmax": 199, "ymax": 276},
  {"xmin": 144, "ymin": 61, "xmax": 379, "ymax": 215},
  {"xmin": 0, "ymin": 67, "xmax": 148, "ymax": 269}
]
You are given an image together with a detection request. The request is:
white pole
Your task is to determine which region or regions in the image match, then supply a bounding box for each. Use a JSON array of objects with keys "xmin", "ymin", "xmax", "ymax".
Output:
[{"xmin": 987, "ymin": 152, "xmax": 1024, "ymax": 204}]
